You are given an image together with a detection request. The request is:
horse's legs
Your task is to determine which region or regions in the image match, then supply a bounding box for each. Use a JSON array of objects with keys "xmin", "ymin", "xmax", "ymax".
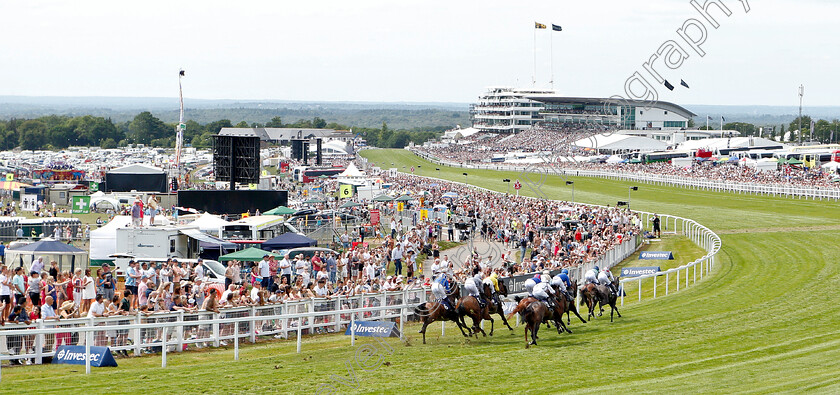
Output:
[
  {"xmin": 531, "ymin": 321, "xmax": 539, "ymax": 346},
  {"xmin": 499, "ymin": 310, "xmax": 514, "ymax": 331},
  {"xmin": 419, "ymin": 320, "xmax": 429, "ymax": 344},
  {"xmin": 473, "ymin": 315, "xmax": 486, "ymax": 337}
]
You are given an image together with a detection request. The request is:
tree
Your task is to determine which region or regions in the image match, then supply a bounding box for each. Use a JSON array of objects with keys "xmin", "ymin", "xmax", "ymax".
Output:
[
  {"xmin": 101, "ymin": 138, "xmax": 117, "ymax": 149},
  {"xmin": 235, "ymin": 120, "xmax": 249, "ymax": 128},
  {"xmin": 313, "ymin": 117, "xmax": 327, "ymax": 129},
  {"xmin": 129, "ymin": 112, "xmax": 169, "ymax": 144},
  {"xmin": 265, "ymin": 116, "xmax": 283, "ymax": 128},
  {"xmin": 18, "ymin": 120, "xmax": 47, "ymax": 150}
]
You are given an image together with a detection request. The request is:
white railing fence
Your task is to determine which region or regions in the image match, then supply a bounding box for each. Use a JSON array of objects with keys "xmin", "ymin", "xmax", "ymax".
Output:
[
  {"xmin": 411, "ymin": 150, "xmax": 840, "ymax": 201},
  {"xmin": 617, "ymin": 214, "xmax": 721, "ymax": 305},
  {"xmin": 0, "ymin": 288, "xmax": 429, "ymax": 373}
]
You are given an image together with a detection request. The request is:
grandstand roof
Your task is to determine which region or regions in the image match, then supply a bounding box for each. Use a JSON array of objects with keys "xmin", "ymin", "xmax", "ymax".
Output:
[
  {"xmin": 526, "ymin": 95, "xmax": 697, "ymax": 118},
  {"xmin": 573, "ymin": 134, "xmax": 668, "ymax": 151}
]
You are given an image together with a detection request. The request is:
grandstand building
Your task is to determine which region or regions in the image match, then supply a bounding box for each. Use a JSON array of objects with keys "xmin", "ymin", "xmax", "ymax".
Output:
[
  {"xmin": 471, "ymin": 87, "xmax": 555, "ymax": 134},
  {"xmin": 470, "ymin": 87, "xmax": 697, "ymax": 133}
]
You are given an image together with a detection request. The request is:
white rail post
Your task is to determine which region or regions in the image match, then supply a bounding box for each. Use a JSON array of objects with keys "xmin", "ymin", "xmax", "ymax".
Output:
[
  {"xmin": 250, "ymin": 306, "xmax": 257, "ymax": 343},
  {"xmin": 161, "ymin": 327, "xmax": 167, "ymax": 368},
  {"xmin": 351, "ymin": 313, "xmax": 356, "ymax": 347},
  {"xmin": 676, "ymin": 270, "xmax": 680, "ymax": 292},
  {"xmin": 442, "ymin": 321, "xmax": 445, "ymax": 336},
  {"xmin": 296, "ymin": 318, "xmax": 302, "ymax": 354},
  {"xmin": 134, "ymin": 313, "xmax": 142, "ymax": 356},
  {"xmin": 638, "ymin": 278, "xmax": 642, "ymax": 302},
  {"xmin": 85, "ymin": 330, "xmax": 92, "ymax": 374},
  {"xmin": 399, "ymin": 305, "xmax": 405, "ymax": 341},
  {"xmin": 35, "ymin": 319, "xmax": 44, "ymax": 364},
  {"xmin": 234, "ymin": 321, "xmax": 239, "ymax": 361},
  {"xmin": 653, "ymin": 275, "xmax": 657, "ymax": 298},
  {"xmin": 213, "ymin": 312, "xmax": 221, "ymax": 347},
  {"xmin": 177, "ymin": 310, "xmax": 184, "ymax": 352}
]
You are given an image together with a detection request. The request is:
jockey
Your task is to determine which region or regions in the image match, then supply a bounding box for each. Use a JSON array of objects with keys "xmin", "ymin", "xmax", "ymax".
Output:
[
  {"xmin": 464, "ymin": 273, "xmax": 483, "ymax": 308},
  {"xmin": 524, "ymin": 277, "xmax": 537, "ymax": 297},
  {"xmin": 483, "ymin": 271, "xmax": 501, "ymax": 306},
  {"xmin": 559, "ymin": 269, "xmax": 572, "ymax": 289},
  {"xmin": 598, "ymin": 267, "xmax": 617, "ymax": 295},
  {"xmin": 532, "ymin": 281, "xmax": 556, "ymax": 309},
  {"xmin": 584, "ymin": 266, "xmax": 599, "ymax": 285},
  {"xmin": 540, "ymin": 270, "xmax": 551, "ymax": 285},
  {"xmin": 551, "ymin": 272, "xmax": 573, "ymax": 304},
  {"xmin": 432, "ymin": 274, "xmax": 453, "ymax": 311}
]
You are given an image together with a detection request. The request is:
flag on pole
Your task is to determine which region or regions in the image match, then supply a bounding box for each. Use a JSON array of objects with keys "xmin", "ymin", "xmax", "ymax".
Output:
[
  {"xmin": 535, "ymin": 22, "xmax": 547, "ymax": 29},
  {"xmin": 722, "ymin": 116, "xmax": 726, "ymax": 122},
  {"xmin": 664, "ymin": 80, "xmax": 675, "ymax": 91},
  {"xmin": 707, "ymin": 116, "xmax": 713, "ymax": 120},
  {"xmin": 552, "ymin": 24, "xmax": 562, "ymax": 31},
  {"xmin": 680, "ymin": 79, "xmax": 690, "ymax": 88}
]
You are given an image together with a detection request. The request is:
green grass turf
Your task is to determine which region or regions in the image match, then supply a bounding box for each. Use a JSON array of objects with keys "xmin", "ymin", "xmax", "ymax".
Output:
[{"xmin": 5, "ymin": 149, "xmax": 840, "ymax": 393}]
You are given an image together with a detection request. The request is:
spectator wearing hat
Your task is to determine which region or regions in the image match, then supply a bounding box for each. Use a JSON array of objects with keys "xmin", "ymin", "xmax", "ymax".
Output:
[{"xmin": 131, "ymin": 197, "xmax": 143, "ymax": 227}]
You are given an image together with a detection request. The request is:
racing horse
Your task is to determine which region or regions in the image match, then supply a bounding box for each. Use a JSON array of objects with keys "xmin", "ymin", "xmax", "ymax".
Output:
[
  {"xmin": 506, "ymin": 294, "xmax": 569, "ymax": 347},
  {"xmin": 455, "ymin": 280, "xmax": 515, "ymax": 338},
  {"xmin": 594, "ymin": 279, "xmax": 622, "ymax": 323},
  {"xmin": 415, "ymin": 280, "xmax": 470, "ymax": 344},
  {"xmin": 580, "ymin": 281, "xmax": 622, "ymax": 322},
  {"xmin": 554, "ymin": 280, "xmax": 587, "ymax": 325}
]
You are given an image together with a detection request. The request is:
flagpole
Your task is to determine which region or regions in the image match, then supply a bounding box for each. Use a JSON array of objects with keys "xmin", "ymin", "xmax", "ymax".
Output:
[
  {"xmin": 549, "ymin": 28, "xmax": 554, "ymax": 90},
  {"xmin": 533, "ymin": 27, "xmax": 537, "ymax": 87},
  {"xmin": 720, "ymin": 116, "xmax": 723, "ymax": 131},
  {"xmin": 706, "ymin": 117, "xmax": 709, "ymax": 131}
]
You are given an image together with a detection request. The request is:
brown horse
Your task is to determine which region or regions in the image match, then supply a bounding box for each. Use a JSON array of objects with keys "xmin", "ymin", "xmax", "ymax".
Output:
[
  {"xmin": 415, "ymin": 283, "xmax": 470, "ymax": 344},
  {"xmin": 579, "ymin": 283, "xmax": 602, "ymax": 321},
  {"xmin": 491, "ymin": 281, "xmax": 515, "ymax": 332},
  {"xmin": 580, "ymin": 282, "xmax": 622, "ymax": 322},
  {"xmin": 553, "ymin": 281, "xmax": 587, "ymax": 325},
  {"xmin": 594, "ymin": 282, "xmax": 622, "ymax": 323},
  {"xmin": 507, "ymin": 293, "xmax": 569, "ymax": 347},
  {"xmin": 456, "ymin": 292, "xmax": 487, "ymax": 338}
]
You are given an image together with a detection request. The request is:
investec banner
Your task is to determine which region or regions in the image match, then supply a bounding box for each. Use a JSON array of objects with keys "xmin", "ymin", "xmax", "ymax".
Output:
[
  {"xmin": 52, "ymin": 345, "xmax": 118, "ymax": 367},
  {"xmin": 621, "ymin": 267, "xmax": 661, "ymax": 277},
  {"xmin": 639, "ymin": 251, "xmax": 674, "ymax": 260},
  {"xmin": 345, "ymin": 321, "xmax": 400, "ymax": 338}
]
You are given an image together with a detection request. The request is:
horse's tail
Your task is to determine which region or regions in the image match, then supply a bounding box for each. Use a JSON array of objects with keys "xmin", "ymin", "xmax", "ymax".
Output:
[
  {"xmin": 506, "ymin": 299, "xmax": 525, "ymax": 321},
  {"xmin": 414, "ymin": 303, "xmax": 427, "ymax": 316}
]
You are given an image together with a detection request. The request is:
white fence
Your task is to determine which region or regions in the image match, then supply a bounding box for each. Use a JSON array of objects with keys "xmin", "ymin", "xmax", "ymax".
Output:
[
  {"xmin": 412, "ymin": 150, "xmax": 840, "ymax": 201},
  {"xmin": 0, "ymin": 288, "xmax": 429, "ymax": 373},
  {"xmin": 617, "ymin": 213, "xmax": 721, "ymax": 305}
]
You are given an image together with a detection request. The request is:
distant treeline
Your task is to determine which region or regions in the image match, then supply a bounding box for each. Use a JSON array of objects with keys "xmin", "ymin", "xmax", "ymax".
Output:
[{"xmin": 0, "ymin": 113, "xmax": 443, "ymax": 151}]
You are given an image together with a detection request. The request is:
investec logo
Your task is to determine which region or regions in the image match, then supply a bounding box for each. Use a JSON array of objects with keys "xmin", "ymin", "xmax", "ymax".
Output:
[
  {"xmin": 349, "ymin": 324, "xmax": 390, "ymax": 335},
  {"xmin": 641, "ymin": 252, "xmax": 671, "ymax": 259},
  {"xmin": 56, "ymin": 348, "xmax": 101, "ymax": 362}
]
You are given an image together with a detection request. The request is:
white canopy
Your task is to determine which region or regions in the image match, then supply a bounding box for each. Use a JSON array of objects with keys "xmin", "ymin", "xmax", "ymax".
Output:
[
  {"xmin": 187, "ymin": 213, "xmax": 229, "ymax": 236},
  {"xmin": 339, "ymin": 162, "xmax": 365, "ymax": 178},
  {"xmin": 574, "ymin": 134, "xmax": 668, "ymax": 152},
  {"xmin": 821, "ymin": 161, "xmax": 840, "ymax": 171}
]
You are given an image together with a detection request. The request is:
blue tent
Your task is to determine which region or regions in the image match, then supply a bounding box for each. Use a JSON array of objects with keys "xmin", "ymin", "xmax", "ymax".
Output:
[{"xmin": 261, "ymin": 233, "xmax": 317, "ymax": 251}]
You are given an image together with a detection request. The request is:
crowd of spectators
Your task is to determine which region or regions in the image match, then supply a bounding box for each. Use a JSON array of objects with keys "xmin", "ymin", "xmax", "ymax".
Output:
[{"xmin": 415, "ymin": 126, "xmax": 840, "ymax": 189}]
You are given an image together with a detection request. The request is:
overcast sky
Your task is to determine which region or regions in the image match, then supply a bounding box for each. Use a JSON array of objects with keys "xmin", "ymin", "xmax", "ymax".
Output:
[{"xmin": 0, "ymin": 0, "xmax": 837, "ymax": 106}]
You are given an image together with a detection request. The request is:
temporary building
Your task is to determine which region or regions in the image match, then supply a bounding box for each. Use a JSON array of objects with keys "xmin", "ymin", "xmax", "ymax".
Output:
[{"xmin": 4, "ymin": 239, "xmax": 88, "ymax": 273}]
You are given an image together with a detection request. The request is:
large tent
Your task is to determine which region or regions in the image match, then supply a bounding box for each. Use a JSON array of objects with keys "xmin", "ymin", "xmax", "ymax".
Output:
[
  {"xmin": 219, "ymin": 247, "xmax": 281, "ymax": 262},
  {"xmin": 188, "ymin": 213, "xmax": 229, "ymax": 236},
  {"xmin": 105, "ymin": 164, "xmax": 167, "ymax": 193},
  {"xmin": 261, "ymin": 233, "xmax": 317, "ymax": 251},
  {"xmin": 264, "ymin": 205, "xmax": 296, "ymax": 215},
  {"xmin": 338, "ymin": 162, "xmax": 365, "ymax": 178},
  {"xmin": 573, "ymin": 134, "xmax": 668, "ymax": 153},
  {"xmin": 88, "ymin": 215, "xmax": 170, "ymax": 265},
  {"xmin": 4, "ymin": 239, "xmax": 88, "ymax": 273}
]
